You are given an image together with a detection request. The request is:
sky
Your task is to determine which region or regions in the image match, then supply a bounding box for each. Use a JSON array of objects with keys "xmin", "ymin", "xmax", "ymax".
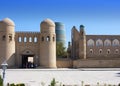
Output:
[{"xmin": 0, "ymin": 0, "xmax": 120, "ymax": 47}]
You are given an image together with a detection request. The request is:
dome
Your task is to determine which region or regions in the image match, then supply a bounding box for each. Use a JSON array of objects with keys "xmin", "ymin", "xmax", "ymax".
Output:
[
  {"xmin": 41, "ymin": 18, "xmax": 55, "ymax": 27},
  {"xmin": 1, "ymin": 18, "xmax": 15, "ymax": 26}
]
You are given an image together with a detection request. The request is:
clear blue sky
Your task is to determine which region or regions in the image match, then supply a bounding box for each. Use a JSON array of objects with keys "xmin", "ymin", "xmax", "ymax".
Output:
[{"xmin": 0, "ymin": 0, "xmax": 120, "ymax": 46}]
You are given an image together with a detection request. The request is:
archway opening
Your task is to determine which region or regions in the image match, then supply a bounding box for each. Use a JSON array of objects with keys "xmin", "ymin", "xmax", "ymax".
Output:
[{"xmin": 22, "ymin": 55, "xmax": 35, "ymax": 68}]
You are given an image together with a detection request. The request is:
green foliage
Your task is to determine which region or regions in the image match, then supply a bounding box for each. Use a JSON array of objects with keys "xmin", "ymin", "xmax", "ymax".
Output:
[
  {"xmin": 0, "ymin": 76, "xmax": 3, "ymax": 86},
  {"xmin": 10, "ymin": 83, "xmax": 15, "ymax": 86},
  {"xmin": 16, "ymin": 83, "xmax": 25, "ymax": 86},
  {"xmin": 50, "ymin": 78, "xmax": 58, "ymax": 86},
  {"xmin": 81, "ymin": 81, "xmax": 84, "ymax": 86},
  {"xmin": 9, "ymin": 83, "xmax": 25, "ymax": 86},
  {"xmin": 56, "ymin": 42, "xmax": 67, "ymax": 58}
]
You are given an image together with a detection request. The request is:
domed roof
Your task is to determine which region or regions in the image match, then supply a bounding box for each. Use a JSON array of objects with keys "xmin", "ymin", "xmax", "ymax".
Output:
[
  {"xmin": 1, "ymin": 18, "xmax": 15, "ymax": 26},
  {"xmin": 41, "ymin": 18, "xmax": 55, "ymax": 27}
]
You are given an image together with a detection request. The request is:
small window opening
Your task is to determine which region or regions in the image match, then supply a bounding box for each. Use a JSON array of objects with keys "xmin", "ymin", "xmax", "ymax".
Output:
[
  {"xmin": 107, "ymin": 50, "xmax": 110, "ymax": 54},
  {"xmin": 34, "ymin": 37, "xmax": 37, "ymax": 43},
  {"xmin": 116, "ymin": 50, "xmax": 118, "ymax": 54},
  {"xmin": 18, "ymin": 37, "xmax": 22, "ymax": 42},
  {"xmin": 9, "ymin": 35, "xmax": 12, "ymax": 41},
  {"xmin": 24, "ymin": 37, "xmax": 27, "ymax": 42},
  {"xmin": 29, "ymin": 37, "xmax": 32, "ymax": 42},
  {"xmin": 90, "ymin": 49, "xmax": 93, "ymax": 54},
  {"xmin": 42, "ymin": 37, "xmax": 44, "ymax": 41},
  {"xmin": 2, "ymin": 35, "xmax": 6, "ymax": 41},
  {"xmin": 99, "ymin": 49, "xmax": 102, "ymax": 54},
  {"xmin": 53, "ymin": 37, "xmax": 55, "ymax": 41},
  {"xmin": 47, "ymin": 36, "xmax": 50, "ymax": 41}
]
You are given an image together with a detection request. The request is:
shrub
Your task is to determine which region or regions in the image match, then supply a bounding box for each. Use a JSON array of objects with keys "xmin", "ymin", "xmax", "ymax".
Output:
[
  {"xmin": 50, "ymin": 78, "xmax": 58, "ymax": 86},
  {"xmin": 9, "ymin": 83, "xmax": 25, "ymax": 86},
  {"xmin": 16, "ymin": 83, "xmax": 25, "ymax": 86},
  {"xmin": 10, "ymin": 83, "xmax": 15, "ymax": 86},
  {"xmin": 0, "ymin": 76, "xmax": 3, "ymax": 86}
]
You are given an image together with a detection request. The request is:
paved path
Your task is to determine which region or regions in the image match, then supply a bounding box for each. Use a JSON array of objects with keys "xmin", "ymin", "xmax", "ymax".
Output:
[{"xmin": 0, "ymin": 68, "xmax": 120, "ymax": 86}]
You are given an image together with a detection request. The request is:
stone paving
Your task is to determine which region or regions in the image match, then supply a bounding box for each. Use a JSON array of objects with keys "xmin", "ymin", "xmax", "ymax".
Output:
[{"xmin": 0, "ymin": 68, "xmax": 120, "ymax": 86}]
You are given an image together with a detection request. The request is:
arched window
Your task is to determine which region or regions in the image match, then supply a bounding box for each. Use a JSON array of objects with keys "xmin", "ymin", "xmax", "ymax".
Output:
[
  {"xmin": 29, "ymin": 37, "xmax": 32, "ymax": 42},
  {"xmin": 96, "ymin": 39, "xmax": 103, "ymax": 47},
  {"xmin": 34, "ymin": 37, "xmax": 37, "ymax": 43},
  {"xmin": 104, "ymin": 39, "xmax": 111, "ymax": 46},
  {"xmin": 24, "ymin": 37, "xmax": 27, "ymax": 42},
  {"xmin": 112, "ymin": 39, "xmax": 119, "ymax": 46},
  {"xmin": 2, "ymin": 35, "xmax": 6, "ymax": 41},
  {"xmin": 9, "ymin": 34, "xmax": 12, "ymax": 41},
  {"xmin": 89, "ymin": 49, "xmax": 93, "ymax": 54},
  {"xmin": 18, "ymin": 37, "xmax": 22, "ymax": 42},
  {"xmin": 115, "ymin": 49, "xmax": 119, "ymax": 54},
  {"xmin": 47, "ymin": 36, "xmax": 50, "ymax": 41},
  {"xmin": 87, "ymin": 39, "xmax": 94, "ymax": 47},
  {"xmin": 53, "ymin": 36, "xmax": 55, "ymax": 41},
  {"xmin": 99, "ymin": 49, "xmax": 102, "ymax": 54},
  {"xmin": 107, "ymin": 49, "xmax": 110, "ymax": 54}
]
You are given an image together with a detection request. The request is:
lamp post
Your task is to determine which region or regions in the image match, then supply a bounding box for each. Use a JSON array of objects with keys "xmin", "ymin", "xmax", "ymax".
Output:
[{"xmin": 1, "ymin": 61, "xmax": 8, "ymax": 86}]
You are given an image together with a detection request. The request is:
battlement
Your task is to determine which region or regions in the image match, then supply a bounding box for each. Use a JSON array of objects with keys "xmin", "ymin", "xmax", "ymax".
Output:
[{"xmin": 16, "ymin": 31, "xmax": 40, "ymax": 34}]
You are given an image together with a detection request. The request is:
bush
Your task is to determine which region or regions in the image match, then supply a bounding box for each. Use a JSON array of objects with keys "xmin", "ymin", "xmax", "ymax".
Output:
[
  {"xmin": 0, "ymin": 76, "xmax": 3, "ymax": 86},
  {"xmin": 50, "ymin": 78, "xmax": 58, "ymax": 86},
  {"xmin": 10, "ymin": 83, "xmax": 15, "ymax": 86},
  {"xmin": 16, "ymin": 83, "xmax": 25, "ymax": 86},
  {"xmin": 50, "ymin": 78, "xmax": 56, "ymax": 86},
  {"xmin": 9, "ymin": 83, "xmax": 25, "ymax": 86}
]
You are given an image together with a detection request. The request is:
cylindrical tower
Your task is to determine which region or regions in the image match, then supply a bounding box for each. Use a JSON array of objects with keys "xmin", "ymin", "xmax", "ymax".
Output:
[
  {"xmin": 79, "ymin": 25, "xmax": 86, "ymax": 59},
  {"xmin": 0, "ymin": 18, "xmax": 15, "ymax": 67},
  {"xmin": 40, "ymin": 19, "xmax": 56, "ymax": 68},
  {"xmin": 55, "ymin": 22, "xmax": 66, "ymax": 47}
]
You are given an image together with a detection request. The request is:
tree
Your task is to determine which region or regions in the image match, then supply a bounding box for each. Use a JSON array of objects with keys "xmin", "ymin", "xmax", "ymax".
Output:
[{"xmin": 56, "ymin": 42, "xmax": 67, "ymax": 58}]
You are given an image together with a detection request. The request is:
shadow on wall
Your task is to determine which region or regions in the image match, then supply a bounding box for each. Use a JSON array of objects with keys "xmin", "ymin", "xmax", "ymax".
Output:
[
  {"xmin": 0, "ymin": 57, "xmax": 5, "ymax": 68},
  {"xmin": 6, "ymin": 54, "xmax": 15, "ymax": 68}
]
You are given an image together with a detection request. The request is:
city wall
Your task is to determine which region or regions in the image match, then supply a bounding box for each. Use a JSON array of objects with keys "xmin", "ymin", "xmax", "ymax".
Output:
[
  {"xmin": 57, "ymin": 58, "xmax": 73, "ymax": 68},
  {"xmin": 73, "ymin": 59, "xmax": 120, "ymax": 68}
]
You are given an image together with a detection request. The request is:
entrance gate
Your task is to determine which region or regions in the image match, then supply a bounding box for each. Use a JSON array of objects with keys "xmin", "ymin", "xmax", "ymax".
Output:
[{"xmin": 22, "ymin": 55, "xmax": 34, "ymax": 68}]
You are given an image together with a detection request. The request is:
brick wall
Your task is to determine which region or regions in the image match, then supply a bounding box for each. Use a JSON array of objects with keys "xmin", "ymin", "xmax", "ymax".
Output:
[
  {"xmin": 57, "ymin": 58, "xmax": 73, "ymax": 68},
  {"xmin": 73, "ymin": 59, "xmax": 120, "ymax": 68}
]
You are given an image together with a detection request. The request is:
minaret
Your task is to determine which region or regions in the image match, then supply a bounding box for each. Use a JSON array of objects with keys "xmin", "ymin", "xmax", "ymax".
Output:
[
  {"xmin": 55, "ymin": 22, "xmax": 66, "ymax": 47},
  {"xmin": 40, "ymin": 19, "xmax": 56, "ymax": 68},
  {"xmin": 0, "ymin": 18, "xmax": 15, "ymax": 67},
  {"xmin": 71, "ymin": 26, "xmax": 80, "ymax": 59},
  {"xmin": 79, "ymin": 25, "xmax": 86, "ymax": 59}
]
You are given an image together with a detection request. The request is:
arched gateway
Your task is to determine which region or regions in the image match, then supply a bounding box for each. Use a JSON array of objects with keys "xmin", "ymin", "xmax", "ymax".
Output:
[{"xmin": 21, "ymin": 49, "xmax": 37, "ymax": 68}]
